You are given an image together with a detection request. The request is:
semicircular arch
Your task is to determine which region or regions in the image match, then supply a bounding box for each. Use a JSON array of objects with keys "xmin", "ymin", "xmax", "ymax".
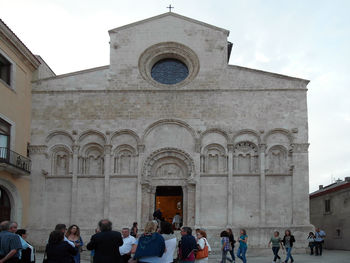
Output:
[
  {"xmin": 110, "ymin": 129, "xmax": 141, "ymax": 146},
  {"xmin": 200, "ymin": 128, "xmax": 229, "ymax": 145},
  {"xmin": 0, "ymin": 178, "xmax": 22, "ymax": 226},
  {"xmin": 232, "ymin": 129, "xmax": 261, "ymax": 145},
  {"xmin": 263, "ymin": 128, "xmax": 293, "ymax": 144},
  {"xmin": 46, "ymin": 130, "xmax": 74, "ymax": 144},
  {"xmin": 142, "ymin": 147, "xmax": 195, "ymax": 178},
  {"xmin": 78, "ymin": 130, "xmax": 107, "ymax": 144},
  {"xmin": 141, "ymin": 119, "xmax": 197, "ymax": 143}
]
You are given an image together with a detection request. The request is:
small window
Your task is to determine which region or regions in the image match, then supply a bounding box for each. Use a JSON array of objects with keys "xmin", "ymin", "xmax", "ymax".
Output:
[
  {"xmin": 336, "ymin": 229, "xmax": 341, "ymax": 237},
  {"xmin": 0, "ymin": 54, "xmax": 12, "ymax": 86},
  {"xmin": 325, "ymin": 199, "xmax": 331, "ymax": 213}
]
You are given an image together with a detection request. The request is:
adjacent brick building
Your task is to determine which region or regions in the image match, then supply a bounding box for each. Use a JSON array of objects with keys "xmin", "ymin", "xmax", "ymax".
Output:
[{"xmin": 310, "ymin": 177, "xmax": 350, "ymax": 250}]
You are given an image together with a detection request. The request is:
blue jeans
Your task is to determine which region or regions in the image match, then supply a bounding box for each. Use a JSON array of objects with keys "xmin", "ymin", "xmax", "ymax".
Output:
[
  {"xmin": 236, "ymin": 246, "xmax": 247, "ymax": 263},
  {"xmin": 229, "ymin": 247, "xmax": 235, "ymax": 261},
  {"xmin": 285, "ymin": 247, "xmax": 294, "ymax": 262},
  {"xmin": 221, "ymin": 250, "xmax": 231, "ymax": 263},
  {"xmin": 272, "ymin": 247, "xmax": 280, "ymax": 261}
]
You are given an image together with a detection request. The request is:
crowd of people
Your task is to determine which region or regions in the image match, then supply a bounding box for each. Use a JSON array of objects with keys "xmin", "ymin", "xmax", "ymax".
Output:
[{"xmin": 0, "ymin": 218, "xmax": 327, "ymax": 263}]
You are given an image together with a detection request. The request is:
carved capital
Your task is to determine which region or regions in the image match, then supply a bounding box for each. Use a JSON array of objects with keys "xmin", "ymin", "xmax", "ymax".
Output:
[
  {"xmin": 291, "ymin": 143, "xmax": 309, "ymax": 153},
  {"xmin": 137, "ymin": 144, "xmax": 145, "ymax": 153},
  {"xmin": 186, "ymin": 172, "xmax": 198, "ymax": 185},
  {"xmin": 104, "ymin": 144, "xmax": 112, "ymax": 154},
  {"xmin": 258, "ymin": 144, "xmax": 267, "ymax": 153},
  {"xmin": 72, "ymin": 144, "xmax": 80, "ymax": 154},
  {"xmin": 195, "ymin": 139, "xmax": 201, "ymax": 153},
  {"xmin": 227, "ymin": 144, "xmax": 234, "ymax": 152}
]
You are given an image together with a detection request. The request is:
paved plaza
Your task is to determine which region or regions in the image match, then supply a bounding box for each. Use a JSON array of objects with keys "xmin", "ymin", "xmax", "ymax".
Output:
[{"xmin": 35, "ymin": 249, "xmax": 350, "ymax": 263}]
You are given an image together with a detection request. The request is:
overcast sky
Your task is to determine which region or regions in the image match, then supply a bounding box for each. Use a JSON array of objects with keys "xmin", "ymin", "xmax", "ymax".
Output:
[{"xmin": 1, "ymin": 0, "xmax": 349, "ymax": 192}]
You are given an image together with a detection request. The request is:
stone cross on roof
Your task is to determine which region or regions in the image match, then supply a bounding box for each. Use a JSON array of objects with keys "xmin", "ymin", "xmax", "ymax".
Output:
[{"xmin": 167, "ymin": 4, "xmax": 174, "ymax": 12}]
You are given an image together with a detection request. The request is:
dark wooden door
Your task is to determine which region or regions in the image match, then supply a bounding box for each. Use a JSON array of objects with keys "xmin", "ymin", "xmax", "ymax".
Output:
[
  {"xmin": 156, "ymin": 195, "xmax": 182, "ymax": 224},
  {"xmin": 0, "ymin": 187, "xmax": 11, "ymax": 221}
]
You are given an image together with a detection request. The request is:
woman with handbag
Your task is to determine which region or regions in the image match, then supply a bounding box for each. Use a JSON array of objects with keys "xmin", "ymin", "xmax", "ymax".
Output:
[
  {"xmin": 66, "ymin": 225, "xmax": 83, "ymax": 263},
  {"xmin": 195, "ymin": 230, "xmax": 210, "ymax": 262}
]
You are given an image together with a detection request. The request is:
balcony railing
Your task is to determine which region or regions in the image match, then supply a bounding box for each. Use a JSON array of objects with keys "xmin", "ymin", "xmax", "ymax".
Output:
[{"xmin": 0, "ymin": 147, "xmax": 31, "ymax": 174}]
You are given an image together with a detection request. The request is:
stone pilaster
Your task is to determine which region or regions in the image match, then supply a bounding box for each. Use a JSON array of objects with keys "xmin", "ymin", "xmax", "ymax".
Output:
[
  {"xmin": 136, "ymin": 144, "xmax": 145, "ymax": 225},
  {"xmin": 259, "ymin": 144, "xmax": 266, "ymax": 225},
  {"xmin": 227, "ymin": 144, "xmax": 234, "ymax": 227},
  {"xmin": 103, "ymin": 145, "xmax": 112, "ymax": 218},
  {"xmin": 149, "ymin": 185, "xmax": 156, "ymax": 221},
  {"xmin": 291, "ymin": 143, "xmax": 310, "ymax": 225},
  {"xmin": 193, "ymin": 150, "xmax": 201, "ymax": 227},
  {"xmin": 70, "ymin": 144, "xmax": 79, "ymax": 224}
]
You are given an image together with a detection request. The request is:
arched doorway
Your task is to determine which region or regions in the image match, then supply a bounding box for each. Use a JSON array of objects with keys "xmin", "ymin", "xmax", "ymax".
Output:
[
  {"xmin": 141, "ymin": 148, "xmax": 197, "ymax": 227},
  {"xmin": 155, "ymin": 186, "xmax": 183, "ymax": 225},
  {"xmin": 0, "ymin": 186, "xmax": 11, "ymax": 221}
]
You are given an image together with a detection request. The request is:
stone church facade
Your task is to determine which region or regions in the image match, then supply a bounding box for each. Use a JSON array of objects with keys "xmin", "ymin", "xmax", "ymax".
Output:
[{"xmin": 28, "ymin": 13, "xmax": 312, "ymax": 248}]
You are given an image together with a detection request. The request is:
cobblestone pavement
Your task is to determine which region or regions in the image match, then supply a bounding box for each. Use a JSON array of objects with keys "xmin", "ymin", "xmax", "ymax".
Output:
[{"xmin": 35, "ymin": 249, "xmax": 350, "ymax": 263}]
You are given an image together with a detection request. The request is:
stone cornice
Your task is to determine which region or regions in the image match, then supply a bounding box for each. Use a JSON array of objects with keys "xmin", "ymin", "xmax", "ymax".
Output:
[
  {"xmin": 291, "ymin": 143, "xmax": 309, "ymax": 153},
  {"xmin": 28, "ymin": 145, "xmax": 48, "ymax": 155},
  {"xmin": 0, "ymin": 20, "xmax": 40, "ymax": 69},
  {"xmin": 108, "ymin": 12, "xmax": 229, "ymax": 35},
  {"xmin": 31, "ymin": 88, "xmax": 308, "ymax": 94}
]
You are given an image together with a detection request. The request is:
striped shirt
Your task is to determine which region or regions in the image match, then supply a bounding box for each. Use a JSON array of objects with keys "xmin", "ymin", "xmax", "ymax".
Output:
[
  {"xmin": 0, "ymin": 231, "xmax": 22, "ymax": 258},
  {"xmin": 221, "ymin": 237, "xmax": 230, "ymax": 251}
]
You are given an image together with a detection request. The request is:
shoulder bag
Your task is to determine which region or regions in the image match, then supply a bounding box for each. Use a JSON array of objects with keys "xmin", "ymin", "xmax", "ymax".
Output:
[{"xmin": 195, "ymin": 239, "xmax": 209, "ymax": 259}]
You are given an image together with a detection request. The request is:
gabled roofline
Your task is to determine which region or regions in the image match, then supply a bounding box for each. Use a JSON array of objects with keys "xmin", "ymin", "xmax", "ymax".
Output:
[
  {"xmin": 109, "ymin": 12, "xmax": 230, "ymax": 36},
  {"xmin": 310, "ymin": 182, "xmax": 350, "ymax": 199},
  {"xmin": 228, "ymin": 64, "xmax": 310, "ymax": 84},
  {"xmin": 0, "ymin": 19, "xmax": 40, "ymax": 69},
  {"xmin": 35, "ymin": 55, "xmax": 56, "ymax": 76},
  {"xmin": 32, "ymin": 65, "xmax": 109, "ymax": 82}
]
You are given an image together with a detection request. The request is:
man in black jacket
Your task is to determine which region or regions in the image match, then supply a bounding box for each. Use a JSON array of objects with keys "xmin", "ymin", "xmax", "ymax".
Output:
[{"xmin": 87, "ymin": 219, "xmax": 123, "ymax": 263}]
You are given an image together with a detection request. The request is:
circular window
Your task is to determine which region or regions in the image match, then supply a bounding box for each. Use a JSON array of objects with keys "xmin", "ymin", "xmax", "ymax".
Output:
[
  {"xmin": 138, "ymin": 42, "xmax": 200, "ymax": 88},
  {"xmin": 151, "ymin": 59, "xmax": 189, "ymax": 85}
]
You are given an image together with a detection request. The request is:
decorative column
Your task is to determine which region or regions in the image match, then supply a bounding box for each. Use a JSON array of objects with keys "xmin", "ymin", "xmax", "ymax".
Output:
[
  {"xmin": 183, "ymin": 185, "xmax": 188, "ymax": 226},
  {"xmin": 149, "ymin": 185, "xmax": 156, "ymax": 221},
  {"xmin": 291, "ymin": 143, "xmax": 310, "ymax": 225},
  {"xmin": 103, "ymin": 145, "xmax": 112, "ymax": 218},
  {"xmin": 136, "ymin": 144, "xmax": 145, "ymax": 225},
  {"xmin": 187, "ymin": 184, "xmax": 196, "ymax": 226},
  {"xmin": 227, "ymin": 144, "xmax": 234, "ymax": 227},
  {"xmin": 70, "ymin": 144, "xmax": 79, "ymax": 224},
  {"xmin": 259, "ymin": 144, "xmax": 266, "ymax": 225},
  {"xmin": 194, "ymin": 139, "xmax": 201, "ymax": 227}
]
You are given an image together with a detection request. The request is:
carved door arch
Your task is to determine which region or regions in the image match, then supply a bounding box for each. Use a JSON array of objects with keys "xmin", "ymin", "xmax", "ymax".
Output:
[{"xmin": 141, "ymin": 148, "xmax": 196, "ymax": 227}]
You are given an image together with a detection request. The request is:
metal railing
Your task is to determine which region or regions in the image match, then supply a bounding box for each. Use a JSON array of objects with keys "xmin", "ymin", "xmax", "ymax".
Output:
[{"xmin": 0, "ymin": 147, "xmax": 31, "ymax": 173}]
